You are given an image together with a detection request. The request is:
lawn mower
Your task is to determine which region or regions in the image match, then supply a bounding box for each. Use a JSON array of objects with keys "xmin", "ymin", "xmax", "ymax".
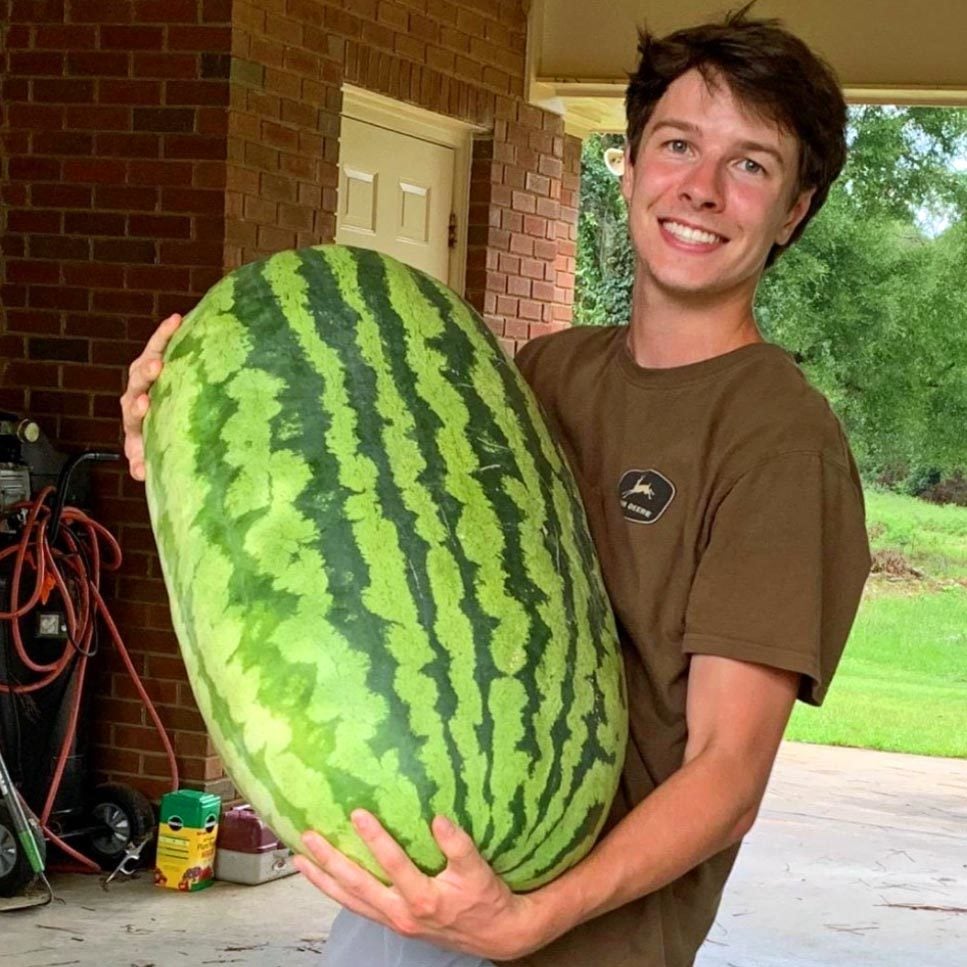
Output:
[{"xmin": 0, "ymin": 413, "xmax": 178, "ymax": 905}]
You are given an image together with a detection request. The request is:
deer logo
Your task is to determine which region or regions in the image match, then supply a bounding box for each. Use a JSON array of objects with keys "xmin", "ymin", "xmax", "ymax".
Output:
[
  {"xmin": 622, "ymin": 476, "xmax": 655, "ymax": 501},
  {"xmin": 617, "ymin": 469, "xmax": 675, "ymax": 524}
]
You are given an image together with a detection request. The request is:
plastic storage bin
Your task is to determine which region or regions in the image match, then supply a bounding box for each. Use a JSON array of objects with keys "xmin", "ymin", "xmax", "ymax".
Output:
[{"xmin": 213, "ymin": 805, "xmax": 296, "ymax": 885}]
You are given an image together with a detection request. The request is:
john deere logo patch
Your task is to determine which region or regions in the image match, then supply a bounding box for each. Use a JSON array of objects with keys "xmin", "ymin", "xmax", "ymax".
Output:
[{"xmin": 618, "ymin": 469, "xmax": 675, "ymax": 524}]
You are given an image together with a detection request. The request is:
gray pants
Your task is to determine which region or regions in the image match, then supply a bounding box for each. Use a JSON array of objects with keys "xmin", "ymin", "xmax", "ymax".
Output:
[{"xmin": 325, "ymin": 908, "xmax": 496, "ymax": 967}]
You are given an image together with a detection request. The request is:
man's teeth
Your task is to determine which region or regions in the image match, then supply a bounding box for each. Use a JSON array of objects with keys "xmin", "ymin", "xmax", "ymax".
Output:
[{"xmin": 663, "ymin": 221, "xmax": 722, "ymax": 245}]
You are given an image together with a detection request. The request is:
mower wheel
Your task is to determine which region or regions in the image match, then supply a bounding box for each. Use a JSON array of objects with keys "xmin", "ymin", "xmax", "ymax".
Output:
[
  {"xmin": 84, "ymin": 782, "xmax": 155, "ymax": 868},
  {"xmin": 0, "ymin": 801, "xmax": 46, "ymax": 898}
]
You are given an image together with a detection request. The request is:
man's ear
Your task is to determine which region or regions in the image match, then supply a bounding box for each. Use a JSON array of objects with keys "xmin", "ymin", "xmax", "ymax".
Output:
[
  {"xmin": 620, "ymin": 145, "xmax": 635, "ymax": 203},
  {"xmin": 776, "ymin": 187, "xmax": 816, "ymax": 246}
]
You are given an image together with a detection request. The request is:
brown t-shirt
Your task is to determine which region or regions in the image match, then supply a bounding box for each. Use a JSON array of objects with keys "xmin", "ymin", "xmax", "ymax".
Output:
[{"xmin": 507, "ymin": 326, "xmax": 871, "ymax": 967}]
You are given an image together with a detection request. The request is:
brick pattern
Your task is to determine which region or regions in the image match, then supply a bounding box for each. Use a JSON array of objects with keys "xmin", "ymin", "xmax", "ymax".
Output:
[
  {"xmin": 559, "ymin": 134, "xmax": 582, "ymax": 322},
  {"xmin": 340, "ymin": 0, "xmax": 526, "ymax": 100},
  {"xmin": 465, "ymin": 111, "xmax": 581, "ymax": 355},
  {"xmin": 224, "ymin": 0, "xmax": 345, "ymax": 268},
  {"xmin": 0, "ymin": 0, "xmax": 233, "ymax": 800},
  {"xmin": 0, "ymin": 0, "xmax": 583, "ymax": 800},
  {"xmin": 223, "ymin": 0, "xmax": 529, "ymax": 270}
]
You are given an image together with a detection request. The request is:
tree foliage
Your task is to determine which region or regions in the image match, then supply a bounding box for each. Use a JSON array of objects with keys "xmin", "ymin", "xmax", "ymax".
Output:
[
  {"xmin": 575, "ymin": 133, "xmax": 635, "ymax": 327},
  {"xmin": 575, "ymin": 108, "xmax": 967, "ymax": 492}
]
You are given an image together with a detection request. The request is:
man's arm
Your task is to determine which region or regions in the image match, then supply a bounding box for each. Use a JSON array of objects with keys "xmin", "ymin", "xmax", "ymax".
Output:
[{"xmin": 529, "ymin": 654, "xmax": 799, "ymax": 943}]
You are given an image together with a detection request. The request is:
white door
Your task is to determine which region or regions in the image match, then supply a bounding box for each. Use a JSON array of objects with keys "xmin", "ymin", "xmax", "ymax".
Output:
[{"xmin": 336, "ymin": 117, "xmax": 455, "ymax": 285}]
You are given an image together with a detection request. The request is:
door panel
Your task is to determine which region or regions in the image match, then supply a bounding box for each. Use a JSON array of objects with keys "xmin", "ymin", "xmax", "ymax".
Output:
[{"xmin": 336, "ymin": 117, "xmax": 454, "ymax": 284}]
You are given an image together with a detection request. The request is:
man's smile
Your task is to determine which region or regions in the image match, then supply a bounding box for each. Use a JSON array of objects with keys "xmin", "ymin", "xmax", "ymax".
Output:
[{"xmin": 658, "ymin": 218, "xmax": 729, "ymax": 248}]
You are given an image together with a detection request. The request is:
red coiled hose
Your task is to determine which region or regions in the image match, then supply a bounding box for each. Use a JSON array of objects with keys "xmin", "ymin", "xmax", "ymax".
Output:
[{"xmin": 0, "ymin": 486, "xmax": 179, "ymax": 872}]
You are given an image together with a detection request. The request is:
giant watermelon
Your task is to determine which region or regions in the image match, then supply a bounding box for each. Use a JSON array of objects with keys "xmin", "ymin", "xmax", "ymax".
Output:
[{"xmin": 143, "ymin": 244, "xmax": 626, "ymax": 890}]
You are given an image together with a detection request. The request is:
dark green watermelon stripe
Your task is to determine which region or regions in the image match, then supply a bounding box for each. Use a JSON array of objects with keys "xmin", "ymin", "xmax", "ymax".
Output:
[
  {"xmin": 401, "ymin": 267, "xmax": 571, "ymax": 855},
  {"xmin": 302, "ymin": 245, "xmax": 484, "ymax": 834},
  {"xmin": 508, "ymin": 469, "xmax": 625, "ymax": 868},
  {"xmin": 504, "ymin": 799, "xmax": 608, "ymax": 890},
  {"xmin": 508, "ymin": 363, "xmax": 617, "ymax": 668},
  {"xmin": 341, "ymin": 247, "xmax": 526, "ymax": 842},
  {"xmin": 419, "ymin": 282, "xmax": 602, "ymax": 867},
  {"xmin": 484, "ymin": 334, "xmax": 626, "ymax": 824},
  {"xmin": 372, "ymin": 252, "xmax": 543, "ymax": 851},
  {"xmin": 483, "ymin": 401, "xmax": 622, "ymax": 871},
  {"xmin": 145, "ymin": 272, "xmax": 365, "ymax": 853},
  {"xmin": 167, "ymin": 318, "xmax": 394, "ymax": 858},
  {"xmin": 431, "ymin": 298, "xmax": 591, "ymax": 866},
  {"xmin": 260, "ymin": 250, "xmax": 453, "ymax": 854},
  {"xmin": 513, "ymin": 480, "xmax": 621, "ymax": 852},
  {"xmin": 149, "ymin": 273, "xmax": 246, "ymax": 565}
]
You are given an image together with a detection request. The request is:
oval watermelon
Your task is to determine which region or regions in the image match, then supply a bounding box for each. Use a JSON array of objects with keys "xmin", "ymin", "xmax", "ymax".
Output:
[{"xmin": 143, "ymin": 244, "xmax": 627, "ymax": 890}]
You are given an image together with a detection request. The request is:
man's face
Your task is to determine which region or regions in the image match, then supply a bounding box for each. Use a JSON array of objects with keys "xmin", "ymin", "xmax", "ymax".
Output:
[{"xmin": 621, "ymin": 68, "xmax": 814, "ymax": 306}]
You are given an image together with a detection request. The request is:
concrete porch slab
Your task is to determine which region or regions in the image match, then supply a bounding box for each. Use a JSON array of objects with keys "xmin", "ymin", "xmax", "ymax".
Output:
[
  {"xmin": 697, "ymin": 743, "xmax": 967, "ymax": 966},
  {"xmin": 3, "ymin": 742, "xmax": 965, "ymax": 966}
]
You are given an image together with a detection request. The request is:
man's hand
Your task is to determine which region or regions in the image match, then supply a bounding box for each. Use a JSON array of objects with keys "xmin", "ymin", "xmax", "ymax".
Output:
[
  {"xmin": 119, "ymin": 313, "xmax": 182, "ymax": 481},
  {"xmin": 294, "ymin": 810, "xmax": 545, "ymax": 961}
]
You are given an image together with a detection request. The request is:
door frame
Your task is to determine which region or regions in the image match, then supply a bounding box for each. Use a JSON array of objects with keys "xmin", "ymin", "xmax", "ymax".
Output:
[{"xmin": 339, "ymin": 85, "xmax": 481, "ymax": 295}]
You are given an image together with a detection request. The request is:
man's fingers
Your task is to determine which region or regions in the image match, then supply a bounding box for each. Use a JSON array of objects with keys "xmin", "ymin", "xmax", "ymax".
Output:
[
  {"xmin": 434, "ymin": 815, "xmax": 476, "ymax": 860},
  {"xmin": 293, "ymin": 854, "xmax": 387, "ymax": 925},
  {"xmin": 300, "ymin": 831, "xmax": 391, "ymax": 911},
  {"xmin": 351, "ymin": 810, "xmax": 430, "ymax": 900},
  {"xmin": 145, "ymin": 313, "xmax": 182, "ymax": 355},
  {"xmin": 119, "ymin": 313, "xmax": 183, "ymax": 482},
  {"xmin": 124, "ymin": 358, "xmax": 162, "ymax": 402},
  {"xmin": 123, "ymin": 430, "xmax": 142, "ymax": 461},
  {"xmin": 120, "ymin": 390, "xmax": 150, "ymax": 436},
  {"xmin": 432, "ymin": 816, "xmax": 488, "ymax": 875},
  {"xmin": 123, "ymin": 313, "xmax": 181, "ymax": 402}
]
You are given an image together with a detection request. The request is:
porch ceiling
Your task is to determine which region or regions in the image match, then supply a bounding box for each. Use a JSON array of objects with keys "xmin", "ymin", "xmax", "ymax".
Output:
[{"xmin": 528, "ymin": 0, "xmax": 967, "ymax": 137}]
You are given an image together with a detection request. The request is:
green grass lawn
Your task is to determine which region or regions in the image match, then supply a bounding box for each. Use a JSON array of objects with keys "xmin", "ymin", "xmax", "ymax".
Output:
[
  {"xmin": 784, "ymin": 489, "xmax": 967, "ymax": 759},
  {"xmin": 862, "ymin": 488, "xmax": 967, "ymax": 578}
]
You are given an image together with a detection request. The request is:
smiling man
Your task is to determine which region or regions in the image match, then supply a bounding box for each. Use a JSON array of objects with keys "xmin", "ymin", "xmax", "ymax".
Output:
[
  {"xmin": 292, "ymin": 9, "xmax": 871, "ymax": 967},
  {"xmin": 121, "ymin": 8, "xmax": 871, "ymax": 967}
]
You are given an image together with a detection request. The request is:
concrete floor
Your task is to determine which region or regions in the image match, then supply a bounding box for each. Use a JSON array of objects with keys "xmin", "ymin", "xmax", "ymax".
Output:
[
  {"xmin": 696, "ymin": 743, "xmax": 967, "ymax": 967},
  {"xmin": 2, "ymin": 743, "xmax": 965, "ymax": 966}
]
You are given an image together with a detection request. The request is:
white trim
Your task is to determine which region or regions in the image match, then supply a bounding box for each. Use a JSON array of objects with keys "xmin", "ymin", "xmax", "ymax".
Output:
[
  {"xmin": 842, "ymin": 86, "xmax": 967, "ymax": 106},
  {"xmin": 339, "ymin": 86, "xmax": 485, "ymax": 294},
  {"xmin": 534, "ymin": 79, "xmax": 967, "ymax": 105}
]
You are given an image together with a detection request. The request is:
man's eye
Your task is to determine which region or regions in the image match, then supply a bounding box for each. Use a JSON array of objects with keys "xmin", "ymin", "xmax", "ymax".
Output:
[
  {"xmin": 741, "ymin": 159, "xmax": 765, "ymax": 175},
  {"xmin": 666, "ymin": 139, "xmax": 689, "ymax": 154}
]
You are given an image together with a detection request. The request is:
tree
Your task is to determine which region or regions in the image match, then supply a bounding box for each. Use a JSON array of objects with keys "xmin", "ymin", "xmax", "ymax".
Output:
[
  {"xmin": 575, "ymin": 133, "xmax": 634, "ymax": 327},
  {"xmin": 757, "ymin": 106, "xmax": 967, "ymax": 484},
  {"xmin": 575, "ymin": 107, "xmax": 967, "ymax": 491}
]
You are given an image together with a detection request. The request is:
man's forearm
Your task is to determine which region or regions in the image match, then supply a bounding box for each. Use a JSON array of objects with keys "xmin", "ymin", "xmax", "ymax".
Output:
[{"xmin": 527, "ymin": 747, "xmax": 761, "ymax": 949}]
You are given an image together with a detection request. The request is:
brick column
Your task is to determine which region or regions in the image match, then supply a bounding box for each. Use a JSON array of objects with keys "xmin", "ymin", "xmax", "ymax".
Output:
[
  {"xmin": 465, "ymin": 104, "xmax": 582, "ymax": 356},
  {"xmin": 557, "ymin": 134, "xmax": 583, "ymax": 326}
]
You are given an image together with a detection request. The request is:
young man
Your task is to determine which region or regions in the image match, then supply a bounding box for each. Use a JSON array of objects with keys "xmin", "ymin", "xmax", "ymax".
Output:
[{"xmin": 121, "ymin": 10, "xmax": 871, "ymax": 967}]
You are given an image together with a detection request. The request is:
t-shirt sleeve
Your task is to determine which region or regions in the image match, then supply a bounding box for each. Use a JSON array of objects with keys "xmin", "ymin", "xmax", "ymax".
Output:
[
  {"xmin": 682, "ymin": 451, "xmax": 871, "ymax": 705},
  {"xmin": 513, "ymin": 336, "xmax": 542, "ymax": 388}
]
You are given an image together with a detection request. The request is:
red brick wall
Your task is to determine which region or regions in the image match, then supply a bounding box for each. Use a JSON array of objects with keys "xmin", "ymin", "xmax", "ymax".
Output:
[
  {"xmin": 224, "ymin": 0, "xmax": 345, "ymax": 268},
  {"xmin": 559, "ymin": 133, "xmax": 582, "ymax": 322},
  {"xmin": 223, "ymin": 0, "xmax": 581, "ymax": 356},
  {"xmin": 466, "ymin": 112, "xmax": 580, "ymax": 355},
  {"xmin": 0, "ymin": 0, "xmax": 583, "ymax": 799},
  {"xmin": 0, "ymin": 0, "xmax": 234, "ymax": 800}
]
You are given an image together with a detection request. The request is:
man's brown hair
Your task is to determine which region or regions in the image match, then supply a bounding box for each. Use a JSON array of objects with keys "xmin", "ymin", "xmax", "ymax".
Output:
[{"xmin": 625, "ymin": 2, "xmax": 847, "ymax": 265}]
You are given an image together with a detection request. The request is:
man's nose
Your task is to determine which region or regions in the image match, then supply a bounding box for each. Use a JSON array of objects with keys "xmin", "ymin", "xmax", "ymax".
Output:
[{"xmin": 679, "ymin": 158, "xmax": 725, "ymax": 211}]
